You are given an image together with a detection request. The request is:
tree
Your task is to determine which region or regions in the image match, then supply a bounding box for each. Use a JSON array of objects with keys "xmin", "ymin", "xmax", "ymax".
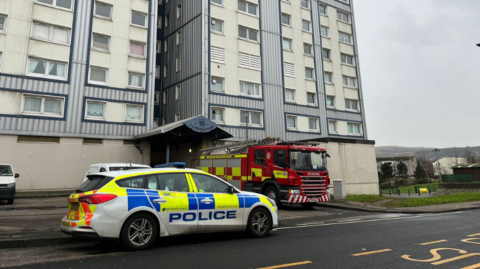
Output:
[
  {"xmin": 396, "ymin": 162, "xmax": 409, "ymax": 178},
  {"xmin": 380, "ymin": 163, "xmax": 394, "ymax": 181},
  {"xmin": 417, "ymin": 151, "xmax": 435, "ymax": 177},
  {"xmin": 378, "ymin": 171, "xmax": 386, "ymax": 184},
  {"xmin": 464, "ymin": 149, "xmax": 478, "ymax": 164},
  {"xmin": 414, "ymin": 161, "xmax": 428, "ymax": 184}
]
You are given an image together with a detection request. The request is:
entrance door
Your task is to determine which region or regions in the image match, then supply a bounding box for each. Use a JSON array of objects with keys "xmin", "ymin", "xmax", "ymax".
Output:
[{"xmin": 250, "ymin": 149, "xmax": 266, "ymax": 182}]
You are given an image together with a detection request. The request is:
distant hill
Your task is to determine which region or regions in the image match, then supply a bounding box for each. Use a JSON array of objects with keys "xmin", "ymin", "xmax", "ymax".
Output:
[{"xmin": 375, "ymin": 146, "xmax": 480, "ymax": 160}]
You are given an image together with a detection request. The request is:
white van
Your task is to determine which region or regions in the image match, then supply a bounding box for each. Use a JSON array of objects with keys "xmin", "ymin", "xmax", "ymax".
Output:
[
  {"xmin": 0, "ymin": 163, "xmax": 19, "ymax": 204},
  {"xmin": 84, "ymin": 163, "xmax": 151, "ymax": 182}
]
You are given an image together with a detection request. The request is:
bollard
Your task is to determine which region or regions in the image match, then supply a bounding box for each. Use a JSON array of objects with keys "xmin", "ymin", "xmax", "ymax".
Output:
[
  {"xmin": 398, "ymin": 189, "xmax": 400, "ymax": 196},
  {"xmin": 408, "ymin": 189, "xmax": 410, "ymax": 196}
]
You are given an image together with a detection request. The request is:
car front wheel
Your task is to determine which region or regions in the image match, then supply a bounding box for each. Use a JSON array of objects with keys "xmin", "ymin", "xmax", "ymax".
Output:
[
  {"xmin": 247, "ymin": 207, "xmax": 272, "ymax": 238},
  {"xmin": 121, "ymin": 213, "xmax": 158, "ymax": 250}
]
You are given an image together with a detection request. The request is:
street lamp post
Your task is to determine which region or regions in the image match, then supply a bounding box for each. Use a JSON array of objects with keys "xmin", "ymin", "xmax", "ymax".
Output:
[{"xmin": 434, "ymin": 149, "xmax": 442, "ymax": 183}]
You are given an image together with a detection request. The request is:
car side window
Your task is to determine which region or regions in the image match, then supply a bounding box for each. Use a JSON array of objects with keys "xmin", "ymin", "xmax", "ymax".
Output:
[
  {"xmin": 156, "ymin": 173, "xmax": 189, "ymax": 192},
  {"xmin": 254, "ymin": 149, "xmax": 266, "ymax": 166},
  {"xmin": 117, "ymin": 176, "xmax": 146, "ymax": 189},
  {"xmin": 147, "ymin": 175, "xmax": 159, "ymax": 190},
  {"xmin": 190, "ymin": 173, "xmax": 230, "ymax": 193},
  {"xmin": 99, "ymin": 167, "xmax": 107, "ymax": 172}
]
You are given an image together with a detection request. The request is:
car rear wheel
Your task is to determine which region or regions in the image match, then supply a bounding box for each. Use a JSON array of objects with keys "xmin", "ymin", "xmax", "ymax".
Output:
[
  {"xmin": 301, "ymin": 203, "xmax": 316, "ymax": 209},
  {"xmin": 121, "ymin": 213, "xmax": 158, "ymax": 250},
  {"xmin": 247, "ymin": 207, "xmax": 271, "ymax": 238},
  {"xmin": 7, "ymin": 199, "xmax": 13, "ymax": 205}
]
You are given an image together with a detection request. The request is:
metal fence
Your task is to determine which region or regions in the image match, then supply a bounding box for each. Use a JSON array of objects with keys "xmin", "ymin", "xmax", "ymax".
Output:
[{"xmin": 442, "ymin": 174, "xmax": 473, "ymax": 182}]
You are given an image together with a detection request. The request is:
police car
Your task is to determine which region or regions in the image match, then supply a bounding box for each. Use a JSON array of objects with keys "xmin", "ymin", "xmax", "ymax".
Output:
[{"xmin": 60, "ymin": 168, "xmax": 278, "ymax": 250}]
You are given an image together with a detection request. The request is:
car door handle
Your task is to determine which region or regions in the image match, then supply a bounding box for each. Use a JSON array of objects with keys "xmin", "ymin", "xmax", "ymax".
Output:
[
  {"xmin": 201, "ymin": 198, "xmax": 213, "ymax": 204},
  {"xmin": 153, "ymin": 198, "xmax": 167, "ymax": 204}
]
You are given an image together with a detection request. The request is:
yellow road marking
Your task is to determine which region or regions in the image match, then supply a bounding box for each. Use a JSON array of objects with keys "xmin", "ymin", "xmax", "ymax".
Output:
[
  {"xmin": 432, "ymin": 253, "xmax": 480, "ymax": 265},
  {"xmin": 462, "ymin": 263, "xmax": 480, "ymax": 269},
  {"xmin": 352, "ymin": 249, "xmax": 392, "ymax": 256},
  {"xmin": 468, "ymin": 233, "xmax": 480, "ymax": 237},
  {"xmin": 420, "ymin": 240, "xmax": 447, "ymax": 245},
  {"xmin": 257, "ymin": 261, "xmax": 312, "ymax": 269}
]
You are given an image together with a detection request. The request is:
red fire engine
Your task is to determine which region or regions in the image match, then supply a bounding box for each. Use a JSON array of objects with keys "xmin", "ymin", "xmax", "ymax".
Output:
[{"xmin": 200, "ymin": 138, "xmax": 330, "ymax": 208}]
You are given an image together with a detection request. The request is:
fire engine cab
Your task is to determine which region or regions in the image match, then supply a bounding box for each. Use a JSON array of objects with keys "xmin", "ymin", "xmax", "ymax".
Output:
[{"xmin": 200, "ymin": 138, "xmax": 330, "ymax": 208}]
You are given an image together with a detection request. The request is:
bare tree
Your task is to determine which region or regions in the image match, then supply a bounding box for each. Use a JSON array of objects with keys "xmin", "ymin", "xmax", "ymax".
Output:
[
  {"xmin": 452, "ymin": 147, "xmax": 461, "ymax": 165},
  {"xmin": 417, "ymin": 150, "xmax": 435, "ymax": 177},
  {"xmin": 464, "ymin": 149, "xmax": 478, "ymax": 164}
]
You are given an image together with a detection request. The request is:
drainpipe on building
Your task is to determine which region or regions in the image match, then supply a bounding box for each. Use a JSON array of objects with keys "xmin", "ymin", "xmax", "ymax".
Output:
[{"xmin": 134, "ymin": 140, "xmax": 144, "ymax": 164}]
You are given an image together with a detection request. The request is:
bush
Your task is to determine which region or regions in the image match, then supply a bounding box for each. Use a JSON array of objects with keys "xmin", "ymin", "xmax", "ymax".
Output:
[{"xmin": 415, "ymin": 178, "xmax": 428, "ymax": 184}]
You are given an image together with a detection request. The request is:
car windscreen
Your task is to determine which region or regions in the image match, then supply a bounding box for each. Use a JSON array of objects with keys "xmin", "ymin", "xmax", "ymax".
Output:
[
  {"xmin": 0, "ymin": 165, "xmax": 13, "ymax": 177},
  {"xmin": 75, "ymin": 176, "xmax": 114, "ymax": 193},
  {"xmin": 109, "ymin": 166, "xmax": 150, "ymax": 171}
]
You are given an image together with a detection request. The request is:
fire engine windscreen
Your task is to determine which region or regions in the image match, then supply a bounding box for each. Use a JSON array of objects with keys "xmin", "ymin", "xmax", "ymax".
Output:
[{"xmin": 289, "ymin": 151, "xmax": 327, "ymax": 171}]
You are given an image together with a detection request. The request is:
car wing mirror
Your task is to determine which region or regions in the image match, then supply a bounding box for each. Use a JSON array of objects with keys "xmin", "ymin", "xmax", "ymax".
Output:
[
  {"xmin": 228, "ymin": 186, "xmax": 235, "ymax": 194},
  {"xmin": 15, "ymin": 173, "xmax": 19, "ymax": 178}
]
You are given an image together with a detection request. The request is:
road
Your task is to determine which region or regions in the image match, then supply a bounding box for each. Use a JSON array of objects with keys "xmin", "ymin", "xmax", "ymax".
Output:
[{"xmin": 2, "ymin": 205, "xmax": 480, "ymax": 269}]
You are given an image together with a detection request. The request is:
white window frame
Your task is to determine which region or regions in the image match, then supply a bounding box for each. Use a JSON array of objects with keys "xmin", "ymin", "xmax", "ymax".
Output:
[
  {"xmin": 162, "ymin": 117, "xmax": 167, "ymax": 125},
  {"xmin": 127, "ymin": 72, "xmax": 145, "ymax": 89},
  {"xmin": 321, "ymin": 26, "xmax": 329, "ymax": 37},
  {"xmin": 175, "ymin": 113, "xmax": 180, "ymax": 122},
  {"xmin": 241, "ymin": 110, "xmax": 263, "ymax": 127},
  {"xmin": 324, "ymin": 72, "xmax": 333, "ymax": 83},
  {"xmin": 94, "ymin": 1, "xmax": 113, "ymax": 20},
  {"xmin": 163, "ymin": 91, "xmax": 167, "ymax": 104},
  {"xmin": 339, "ymin": 32, "xmax": 352, "ymax": 44},
  {"xmin": 35, "ymin": 0, "xmax": 74, "ymax": 11},
  {"xmin": 131, "ymin": 11, "xmax": 147, "ymax": 28},
  {"xmin": 157, "ymin": 16, "xmax": 162, "ymax": 28},
  {"xmin": 238, "ymin": 1, "xmax": 258, "ymax": 17},
  {"xmin": 281, "ymin": 13, "xmax": 291, "ymax": 26},
  {"xmin": 322, "ymin": 48, "xmax": 330, "ymax": 60},
  {"xmin": 309, "ymin": 118, "xmax": 319, "ymax": 131},
  {"xmin": 164, "ymin": 64, "xmax": 168, "ymax": 78},
  {"xmin": 343, "ymin": 76, "xmax": 357, "ymax": 88},
  {"xmin": 211, "ymin": 19, "xmax": 224, "ymax": 34},
  {"xmin": 302, "ymin": 20, "xmax": 311, "ymax": 32},
  {"xmin": 177, "ymin": 4, "xmax": 182, "ymax": 19},
  {"xmin": 26, "ymin": 57, "xmax": 68, "ymax": 81},
  {"xmin": 305, "ymin": 68, "xmax": 315, "ymax": 80},
  {"xmin": 341, "ymin": 53, "xmax": 355, "ymax": 66},
  {"xmin": 156, "ymin": 41, "xmax": 161, "ymax": 53},
  {"xmin": 307, "ymin": 92, "xmax": 316, "ymax": 105},
  {"xmin": 286, "ymin": 115, "xmax": 297, "ymax": 130},
  {"xmin": 301, "ymin": 0, "xmax": 310, "ymax": 9},
  {"xmin": 176, "ymin": 30, "xmax": 182, "ymax": 45},
  {"xmin": 175, "ymin": 84, "xmax": 181, "ymax": 100},
  {"xmin": 21, "ymin": 93, "xmax": 65, "ymax": 118},
  {"xmin": 337, "ymin": 11, "xmax": 350, "ymax": 23},
  {"xmin": 285, "ymin": 88, "xmax": 296, "ymax": 103},
  {"xmin": 164, "ymin": 39, "xmax": 168, "ymax": 53},
  {"xmin": 239, "ymin": 81, "xmax": 261, "ymax": 98},
  {"xmin": 328, "ymin": 120, "xmax": 337, "ymax": 133},
  {"xmin": 88, "ymin": 66, "xmax": 109, "ymax": 86},
  {"xmin": 338, "ymin": 0, "xmax": 349, "ymax": 3},
  {"xmin": 211, "ymin": 107, "xmax": 225, "ymax": 123},
  {"xmin": 303, "ymin": 43, "xmax": 313, "ymax": 56},
  {"xmin": 238, "ymin": 26, "xmax": 258, "ymax": 43},
  {"xmin": 154, "ymin": 91, "xmax": 160, "ymax": 105},
  {"xmin": 129, "ymin": 41, "xmax": 146, "ymax": 58},
  {"xmin": 85, "ymin": 100, "xmax": 106, "ymax": 121},
  {"xmin": 0, "ymin": 15, "xmax": 7, "ymax": 34},
  {"xmin": 165, "ymin": 14, "xmax": 169, "ymax": 28},
  {"xmin": 30, "ymin": 22, "xmax": 71, "ymax": 45},
  {"xmin": 211, "ymin": 77, "xmax": 225, "ymax": 92},
  {"xmin": 326, "ymin": 95, "xmax": 335, "ymax": 108},
  {"xmin": 155, "ymin": 65, "xmax": 160, "ymax": 79},
  {"xmin": 282, "ymin": 38, "xmax": 293, "ymax": 51},
  {"xmin": 345, "ymin": 99, "xmax": 359, "ymax": 111},
  {"xmin": 91, "ymin": 33, "xmax": 111, "ymax": 52},
  {"xmin": 211, "ymin": 0, "xmax": 224, "ymax": 7},
  {"xmin": 125, "ymin": 104, "xmax": 144, "ymax": 123},
  {"xmin": 319, "ymin": 4, "xmax": 327, "ymax": 15},
  {"xmin": 347, "ymin": 122, "xmax": 362, "ymax": 135}
]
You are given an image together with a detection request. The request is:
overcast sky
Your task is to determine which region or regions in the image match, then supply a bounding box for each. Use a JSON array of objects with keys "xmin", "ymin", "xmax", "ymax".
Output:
[{"xmin": 353, "ymin": 0, "xmax": 480, "ymax": 148}]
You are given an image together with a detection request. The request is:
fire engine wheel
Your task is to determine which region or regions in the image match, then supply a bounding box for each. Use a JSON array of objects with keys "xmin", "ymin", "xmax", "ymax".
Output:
[
  {"xmin": 121, "ymin": 213, "xmax": 158, "ymax": 251},
  {"xmin": 301, "ymin": 203, "xmax": 316, "ymax": 209},
  {"xmin": 264, "ymin": 186, "xmax": 280, "ymax": 206},
  {"xmin": 247, "ymin": 207, "xmax": 272, "ymax": 238}
]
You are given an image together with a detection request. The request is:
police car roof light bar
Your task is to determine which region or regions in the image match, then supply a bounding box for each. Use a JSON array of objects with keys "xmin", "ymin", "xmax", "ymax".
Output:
[{"xmin": 154, "ymin": 162, "xmax": 186, "ymax": 168}]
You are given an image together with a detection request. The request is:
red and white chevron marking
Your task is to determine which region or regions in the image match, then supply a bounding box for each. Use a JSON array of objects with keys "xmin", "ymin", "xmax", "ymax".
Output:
[{"xmin": 287, "ymin": 194, "xmax": 330, "ymax": 203}]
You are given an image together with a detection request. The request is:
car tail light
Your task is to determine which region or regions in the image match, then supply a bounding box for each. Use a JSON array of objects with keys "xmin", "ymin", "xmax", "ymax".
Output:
[{"xmin": 78, "ymin": 194, "xmax": 117, "ymax": 204}]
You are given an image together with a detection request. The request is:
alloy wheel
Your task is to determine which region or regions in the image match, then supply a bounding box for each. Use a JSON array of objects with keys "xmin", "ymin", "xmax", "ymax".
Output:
[
  {"xmin": 252, "ymin": 211, "xmax": 269, "ymax": 234},
  {"xmin": 128, "ymin": 218, "xmax": 153, "ymax": 246}
]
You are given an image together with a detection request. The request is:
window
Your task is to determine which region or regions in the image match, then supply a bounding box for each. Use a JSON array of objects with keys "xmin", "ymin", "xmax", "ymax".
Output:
[
  {"xmin": 176, "ymin": 30, "xmax": 182, "ymax": 45},
  {"xmin": 128, "ymin": 72, "xmax": 144, "ymax": 88},
  {"xmin": 157, "ymin": 16, "xmax": 162, "ymax": 28},
  {"xmin": 343, "ymin": 76, "xmax": 356, "ymax": 87},
  {"xmin": 211, "ymin": 0, "xmax": 223, "ymax": 6},
  {"xmin": 339, "ymin": 32, "xmax": 352, "ymax": 44},
  {"xmin": 341, "ymin": 54, "xmax": 354, "ymax": 65},
  {"xmin": 130, "ymin": 42, "xmax": 145, "ymax": 57},
  {"xmin": 157, "ymin": 173, "xmax": 189, "ymax": 192},
  {"xmin": 319, "ymin": 4, "xmax": 326, "ymax": 15},
  {"xmin": 147, "ymin": 175, "xmax": 158, "ymax": 190},
  {"xmin": 177, "ymin": 4, "xmax": 182, "ymax": 19},
  {"xmin": 155, "ymin": 65, "xmax": 160, "ymax": 79},
  {"xmin": 254, "ymin": 150, "xmax": 266, "ymax": 166},
  {"xmin": 348, "ymin": 123, "xmax": 361, "ymax": 135},
  {"xmin": 164, "ymin": 64, "xmax": 168, "ymax": 78},
  {"xmin": 241, "ymin": 111, "xmax": 262, "ymax": 126},
  {"xmin": 175, "ymin": 85, "xmax": 181, "ymax": 100},
  {"xmin": 156, "ymin": 41, "xmax": 160, "ymax": 53},
  {"xmin": 31, "ymin": 22, "xmax": 70, "ymax": 44},
  {"xmin": 37, "ymin": 0, "xmax": 72, "ymax": 10},
  {"xmin": 190, "ymin": 173, "xmax": 230, "ymax": 193},
  {"xmin": 345, "ymin": 99, "xmax": 359, "ymax": 111},
  {"xmin": 273, "ymin": 150, "xmax": 287, "ymax": 167},
  {"xmin": 337, "ymin": 11, "xmax": 349, "ymax": 23},
  {"xmin": 321, "ymin": 26, "xmax": 329, "ymax": 37},
  {"xmin": 238, "ymin": 52, "xmax": 261, "ymax": 70},
  {"xmin": 162, "ymin": 118, "xmax": 167, "ymax": 125},
  {"xmin": 211, "ymin": 46, "xmax": 225, "ymax": 63},
  {"xmin": 238, "ymin": 1, "xmax": 257, "ymax": 16},
  {"xmin": 286, "ymin": 116, "xmax": 296, "ymax": 129},
  {"xmin": 211, "ymin": 19, "xmax": 224, "ymax": 34},
  {"xmin": 239, "ymin": 26, "xmax": 258, "ymax": 42},
  {"xmin": 163, "ymin": 91, "xmax": 167, "ymax": 104},
  {"xmin": 326, "ymin": 96, "xmax": 335, "ymax": 107},
  {"xmin": 309, "ymin": 118, "xmax": 318, "ymax": 130},
  {"xmin": 0, "ymin": 15, "xmax": 7, "ymax": 34},
  {"xmin": 117, "ymin": 177, "xmax": 145, "ymax": 189},
  {"xmin": 281, "ymin": 13, "xmax": 290, "ymax": 26},
  {"xmin": 165, "ymin": 14, "xmax": 169, "ymax": 28},
  {"xmin": 304, "ymin": 43, "xmax": 312, "ymax": 55},
  {"xmin": 211, "ymin": 107, "xmax": 224, "ymax": 122},
  {"xmin": 126, "ymin": 105, "xmax": 143, "ymax": 123},
  {"xmin": 285, "ymin": 89, "xmax": 295, "ymax": 102},
  {"xmin": 131, "ymin": 12, "xmax": 147, "ymax": 27},
  {"xmin": 176, "ymin": 56, "xmax": 181, "ymax": 72},
  {"xmin": 338, "ymin": 0, "xmax": 348, "ymax": 2},
  {"xmin": 92, "ymin": 34, "xmax": 110, "ymax": 52},
  {"xmin": 282, "ymin": 38, "xmax": 292, "ymax": 51},
  {"xmin": 301, "ymin": 0, "xmax": 309, "ymax": 9},
  {"xmin": 284, "ymin": 62, "xmax": 295, "ymax": 77},
  {"xmin": 164, "ymin": 39, "xmax": 168, "ymax": 52},
  {"xmin": 154, "ymin": 91, "xmax": 160, "ymax": 105},
  {"xmin": 83, "ymin": 138, "xmax": 102, "ymax": 145},
  {"xmin": 322, "ymin": 48, "xmax": 330, "ymax": 59},
  {"xmin": 211, "ymin": 77, "xmax": 224, "ymax": 92},
  {"xmin": 239, "ymin": 81, "xmax": 261, "ymax": 97},
  {"xmin": 86, "ymin": 101, "xmax": 105, "ymax": 120},
  {"xmin": 329, "ymin": 121, "xmax": 337, "ymax": 133},
  {"xmin": 21, "ymin": 94, "xmax": 64, "ymax": 117},
  {"xmin": 305, "ymin": 68, "xmax": 314, "ymax": 80},
  {"xmin": 175, "ymin": 113, "xmax": 180, "ymax": 122},
  {"xmin": 94, "ymin": 2, "xmax": 112, "ymax": 19},
  {"xmin": 302, "ymin": 20, "xmax": 311, "ymax": 32},
  {"xmin": 27, "ymin": 58, "xmax": 67, "ymax": 80},
  {"xmin": 324, "ymin": 72, "xmax": 332, "ymax": 83},
  {"xmin": 89, "ymin": 67, "xmax": 108, "ymax": 85},
  {"xmin": 307, "ymin": 92, "xmax": 316, "ymax": 104}
]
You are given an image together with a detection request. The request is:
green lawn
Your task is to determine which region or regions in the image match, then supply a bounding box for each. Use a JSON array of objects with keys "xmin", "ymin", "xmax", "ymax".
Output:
[
  {"xmin": 380, "ymin": 181, "xmax": 439, "ymax": 194},
  {"xmin": 347, "ymin": 192, "xmax": 480, "ymax": 207}
]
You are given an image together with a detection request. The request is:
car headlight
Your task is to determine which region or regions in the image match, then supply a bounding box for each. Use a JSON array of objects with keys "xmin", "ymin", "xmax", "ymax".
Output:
[
  {"xmin": 7, "ymin": 182, "xmax": 15, "ymax": 188},
  {"xmin": 267, "ymin": 197, "xmax": 276, "ymax": 207}
]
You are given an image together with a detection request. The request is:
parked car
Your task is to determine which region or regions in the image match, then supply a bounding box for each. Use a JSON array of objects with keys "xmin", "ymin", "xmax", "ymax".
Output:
[
  {"xmin": 83, "ymin": 163, "xmax": 151, "ymax": 182},
  {"xmin": 0, "ymin": 163, "xmax": 19, "ymax": 204}
]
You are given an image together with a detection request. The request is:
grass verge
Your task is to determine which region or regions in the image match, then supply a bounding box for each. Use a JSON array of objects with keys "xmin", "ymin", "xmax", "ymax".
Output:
[
  {"xmin": 346, "ymin": 195, "xmax": 390, "ymax": 203},
  {"xmin": 347, "ymin": 192, "xmax": 480, "ymax": 207}
]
